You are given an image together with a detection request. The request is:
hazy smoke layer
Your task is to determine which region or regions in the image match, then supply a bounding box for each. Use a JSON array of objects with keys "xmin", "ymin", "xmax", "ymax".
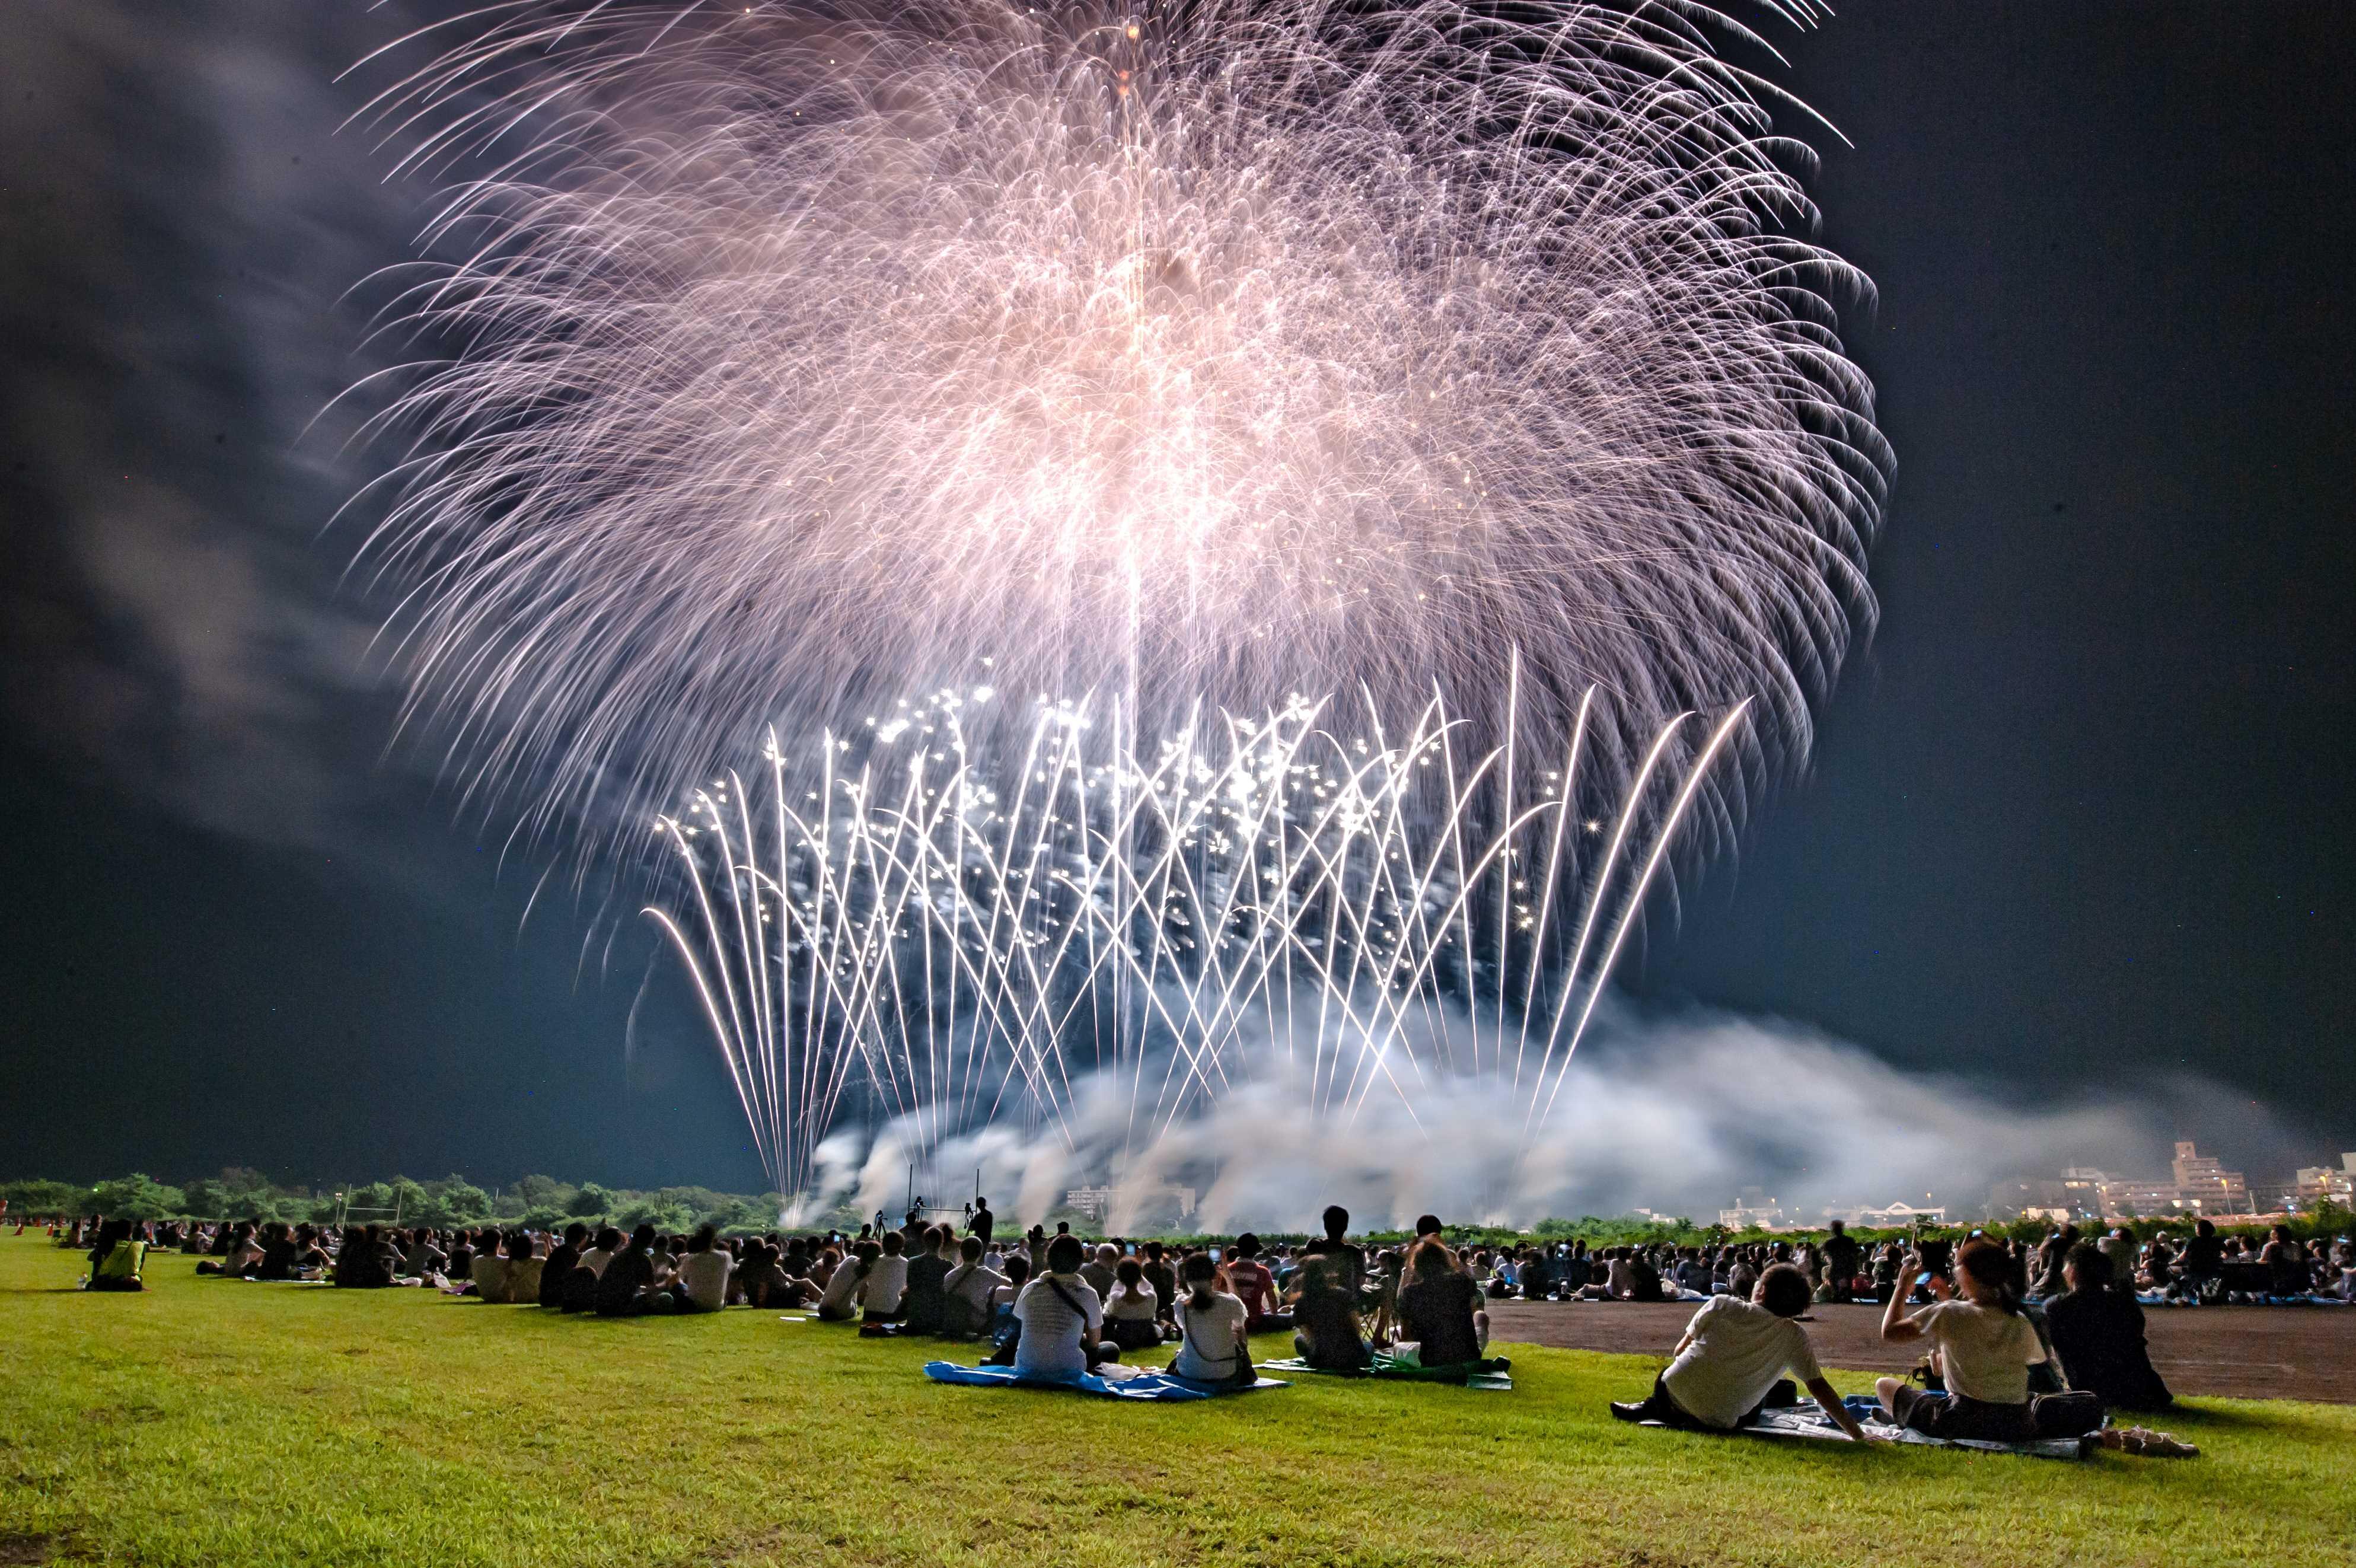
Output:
[{"xmin": 810, "ymin": 1001, "xmax": 2207, "ymax": 1231}]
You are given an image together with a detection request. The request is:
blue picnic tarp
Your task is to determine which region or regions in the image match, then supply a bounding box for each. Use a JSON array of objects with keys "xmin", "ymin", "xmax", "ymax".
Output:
[{"xmin": 922, "ymin": 1361, "xmax": 1287, "ymax": 1401}]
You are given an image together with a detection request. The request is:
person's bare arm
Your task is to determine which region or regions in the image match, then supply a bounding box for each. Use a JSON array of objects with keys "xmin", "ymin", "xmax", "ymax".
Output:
[
  {"xmin": 1880, "ymin": 1253, "xmax": 1937, "ymax": 1343},
  {"xmin": 1806, "ymin": 1375, "xmax": 1874, "ymax": 1441}
]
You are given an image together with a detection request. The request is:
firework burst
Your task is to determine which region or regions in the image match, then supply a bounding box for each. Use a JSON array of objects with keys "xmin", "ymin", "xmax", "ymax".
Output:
[{"xmin": 343, "ymin": 0, "xmax": 1887, "ymax": 836}]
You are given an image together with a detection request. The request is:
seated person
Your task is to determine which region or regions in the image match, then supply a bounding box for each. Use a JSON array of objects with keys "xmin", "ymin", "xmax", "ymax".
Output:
[
  {"xmin": 540, "ymin": 1223, "xmax": 588, "ymax": 1308},
  {"xmin": 468, "ymin": 1236, "xmax": 511, "ymax": 1301},
  {"xmin": 941, "ymin": 1236, "xmax": 1009, "ymax": 1337},
  {"xmin": 86, "ymin": 1220, "xmax": 147, "ymax": 1292},
  {"xmin": 2044, "ymin": 1243, "xmax": 2171, "ymax": 1411},
  {"xmin": 256, "ymin": 1222, "xmax": 301, "ymax": 1282},
  {"xmin": 1080, "ymin": 1243, "xmax": 1120, "ymax": 1302},
  {"xmin": 1012, "ymin": 1234, "xmax": 1116, "ymax": 1378},
  {"xmin": 1169, "ymin": 1253, "xmax": 1251, "ymax": 1384},
  {"xmin": 197, "ymin": 1222, "xmax": 263, "ymax": 1279},
  {"xmin": 1223, "ymin": 1235, "xmax": 1290, "ymax": 1332},
  {"xmin": 1287, "ymin": 1253, "xmax": 1372, "ymax": 1371},
  {"xmin": 1876, "ymin": 1239, "xmax": 2049, "ymax": 1442},
  {"xmin": 333, "ymin": 1226, "xmax": 396, "ymax": 1289},
  {"xmin": 2260, "ymin": 1225, "xmax": 2309, "ymax": 1298},
  {"xmin": 901, "ymin": 1226, "xmax": 954, "ymax": 1334},
  {"xmin": 497, "ymin": 1231, "xmax": 544, "ymax": 1304},
  {"xmin": 1101, "ymin": 1258, "xmax": 1165, "ymax": 1352},
  {"xmin": 1394, "ymin": 1238, "xmax": 1488, "ymax": 1365},
  {"xmin": 401, "ymin": 1228, "xmax": 448, "ymax": 1280},
  {"xmin": 1611, "ymin": 1263, "xmax": 1869, "ymax": 1440},
  {"xmin": 674, "ymin": 1224, "xmax": 733, "ymax": 1313},
  {"xmin": 1140, "ymin": 1241, "xmax": 1178, "ymax": 1323},
  {"xmin": 593, "ymin": 1225, "xmax": 677, "ymax": 1317},
  {"xmin": 817, "ymin": 1242, "xmax": 875, "ymax": 1322},
  {"xmin": 860, "ymin": 1230, "xmax": 910, "ymax": 1323}
]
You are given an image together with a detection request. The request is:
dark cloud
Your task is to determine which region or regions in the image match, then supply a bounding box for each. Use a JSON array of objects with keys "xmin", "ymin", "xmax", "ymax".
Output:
[{"xmin": 0, "ymin": 1, "xmax": 419, "ymax": 849}]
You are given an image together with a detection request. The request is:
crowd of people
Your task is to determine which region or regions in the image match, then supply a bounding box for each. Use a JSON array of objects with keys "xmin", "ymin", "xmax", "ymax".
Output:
[
  {"xmin": 43, "ymin": 1202, "xmax": 1499, "ymax": 1387},
  {"xmin": 40, "ymin": 1204, "xmax": 2350, "ymax": 1449}
]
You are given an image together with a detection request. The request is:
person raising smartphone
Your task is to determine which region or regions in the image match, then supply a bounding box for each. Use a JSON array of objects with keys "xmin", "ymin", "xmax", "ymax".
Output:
[{"xmin": 1876, "ymin": 1238, "xmax": 2046, "ymax": 1442}]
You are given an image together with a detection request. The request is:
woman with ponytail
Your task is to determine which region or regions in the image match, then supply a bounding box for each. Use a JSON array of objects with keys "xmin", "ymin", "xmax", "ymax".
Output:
[
  {"xmin": 1876, "ymin": 1237, "xmax": 2049, "ymax": 1442},
  {"xmin": 1169, "ymin": 1252, "xmax": 1252, "ymax": 1385}
]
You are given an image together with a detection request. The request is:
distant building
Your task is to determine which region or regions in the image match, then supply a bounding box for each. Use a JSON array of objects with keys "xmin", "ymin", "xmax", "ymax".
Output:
[
  {"xmin": 1718, "ymin": 1186, "xmax": 1785, "ymax": 1229},
  {"xmin": 1850, "ymin": 1202, "xmax": 1946, "ymax": 1227},
  {"xmin": 2092, "ymin": 1142, "xmax": 2248, "ymax": 1219},
  {"xmin": 2293, "ymin": 1161, "xmax": 2354, "ymax": 1206},
  {"xmin": 1062, "ymin": 1181, "xmax": 1197, "ymax": 1223},
  {"xmin": 1063, "ymin": 1185, "xmax": 1117, "ymax": 1220},
  {"xmin": 2058, "ymin": 1169, "xmax": 2109, "ymax": 1216}
]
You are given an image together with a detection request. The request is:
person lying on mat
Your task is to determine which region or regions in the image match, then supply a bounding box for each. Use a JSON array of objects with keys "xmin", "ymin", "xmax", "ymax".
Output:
[
  {"xmin": 1611, "ymin": 1263, "xmax": 1870, "ymax": 1440},
  {"xmin": 1013, "ymin": 1234, "xmax": 1117, "ymax": 1378},
  {"xmin": 1875, "ymin": 1238, "xmax": 2047, "ymax": 1442},
  {"xmin": 1394, "ymin": 1238, "xmax": 1488, "ymax": 1363},
  {"xmin": 1170, "ymin": 1253, "xmax": 1251, "ymax": 1384},
  {"xmin": 1287, "ymin": 1252, "xmax": 1372, "ymax": 1370}
]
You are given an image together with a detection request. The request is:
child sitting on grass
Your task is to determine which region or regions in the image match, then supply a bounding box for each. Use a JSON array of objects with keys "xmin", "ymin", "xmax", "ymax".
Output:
[{"xmin": 1611, "ymin": 1263, "xmax": 1872, "ymax": 1441}]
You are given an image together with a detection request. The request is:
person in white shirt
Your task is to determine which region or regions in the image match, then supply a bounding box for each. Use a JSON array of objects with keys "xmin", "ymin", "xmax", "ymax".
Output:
[
  {"xmin": 496, "ymin": 1231, "xmax": 544, "ymax": 1304},
  {"xmin": 468, "ymin": 1242, "xmax": 510, "ymax": 1303},
  {"xmin": 818, "ymin": 1242, "xmax": 874, "ymax": 1321},
  {"xmin": 942, "ymin": 1236, "xmax": 1009, "ymax": 1337},
  {"xmin": 1877, "ymin": 1238, "xmax": 2049, "ymax": 1442},
  {"xmin": 1169, "ymin": 1253, "xmax": 1251, "ymax": 1384},
  {"xmin": 1012, "ymin": 1234, "xmax": 1115, "ymax": 1378},
  {"xmin": 579, "ymin": 1228, "xmax": 621, "ymax": 1279},
  {"xmin": 1610, "ymin": 1264, "xmax": 1869, "ymax": 1439},
  {"xmin": 859, "ymin": 1231, "xmax": 910, "ymax": 1322},
  {"xmin": 676, "ymin": 1224, "xmax": 734, "ymax": 1313}
]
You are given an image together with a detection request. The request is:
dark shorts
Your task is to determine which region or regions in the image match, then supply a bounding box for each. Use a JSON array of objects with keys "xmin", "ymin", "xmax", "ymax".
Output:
[{"xmin": 1889, "ymin": 1385, "xmax": 2036, "ymax": 1443}]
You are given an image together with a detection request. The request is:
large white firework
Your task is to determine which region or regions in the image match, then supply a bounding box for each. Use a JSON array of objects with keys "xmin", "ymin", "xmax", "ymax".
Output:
[
  {"xmin": 345, "ymin": 0, "xmax": 1888, "ymax": 833},
  {"xmin": 648, "ymin": 680, "xmax": 1745, "ymax": 1199}
]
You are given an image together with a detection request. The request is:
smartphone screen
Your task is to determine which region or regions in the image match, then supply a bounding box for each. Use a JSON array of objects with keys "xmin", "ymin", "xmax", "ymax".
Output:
[{"xmin": 1915, "ymin": 1271, "xmax": 1932, "ymax": 1286}]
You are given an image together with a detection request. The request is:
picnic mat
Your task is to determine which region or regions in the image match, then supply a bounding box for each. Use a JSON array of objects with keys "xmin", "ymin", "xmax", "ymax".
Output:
[
  {"xmin": 2137, "ymin": 1292, "xmax": 2349, "ymax": 1308},
  {"xmin": 1259, "ymin": 1352, "xmax": 1513, "ymax": 1391},
  {"xmin": 1638, "ymin": 1396, "xmax": 2093, "ymax": 1461},
  {"xmin": 923, "ymin": 1361, "xmax": 1289, "ymax": 1401}
]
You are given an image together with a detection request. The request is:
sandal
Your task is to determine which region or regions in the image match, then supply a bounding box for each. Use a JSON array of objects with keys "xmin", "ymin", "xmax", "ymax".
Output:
[{"xmin": 2099, "ymin": 1426, "xmax": 2199, "ymax": 1458}]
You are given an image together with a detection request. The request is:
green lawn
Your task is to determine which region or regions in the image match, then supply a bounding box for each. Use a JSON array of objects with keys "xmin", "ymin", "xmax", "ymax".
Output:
[{"xmin": 2, "ymin": 1235, "xmax": 2349, "ymax": 1567}]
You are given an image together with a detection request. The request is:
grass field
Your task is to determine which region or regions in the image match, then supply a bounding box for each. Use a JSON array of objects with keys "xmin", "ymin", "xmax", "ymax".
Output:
[{"xmin": 3, "ymin": 1235, "xmax": 2351, "ymax": 1567}]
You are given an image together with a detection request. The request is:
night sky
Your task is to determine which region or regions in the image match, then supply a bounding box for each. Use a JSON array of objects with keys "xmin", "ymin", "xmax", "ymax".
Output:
[{"xmin": 2, "ymin": 2, "xmax": 2349, "ymax": 1195}]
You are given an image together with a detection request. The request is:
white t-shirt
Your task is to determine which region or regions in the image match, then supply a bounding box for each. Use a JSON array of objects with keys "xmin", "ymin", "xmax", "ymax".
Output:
[
  {"xmin": 470, "ymin": 1255, "xmax": 510, "ymax": 1302},
  {"xmin": 1912, "ymin": 1300, "xmax": 2046, "ymax": 1404},
  {"xmin": 1170, "ymin": 1292, "xmax": 1249, "ymax": 1382},
  {"xmin": 943, "ymin": 1262, "xmax": 1008, "ymax": 1319},
  {"xmin": 678, "ymin": 1250, "xmax": 733, "ymax": 1311},
  {"xmin": 1104, "ymin": 1282, "xmax": 1160, "ymax": 1321},
  {"xmin": 860, "ymin": 1254, "xmax": 910, "ymax": 1314},
  {"xmin": 820, "ymin": 1259, "xmax": 865, "ymax": 1312},
  {"xmin": 1012, "ymin": 1273, "xmax": 1103, "ymax": 1379},
  {"xmin": 579, "ymin": 1247, "xmax": 615, "ymax": 1279},
  {"xmin": 1660, "ymin": 1296, "xmax": 1822, "ymax": 1429}
]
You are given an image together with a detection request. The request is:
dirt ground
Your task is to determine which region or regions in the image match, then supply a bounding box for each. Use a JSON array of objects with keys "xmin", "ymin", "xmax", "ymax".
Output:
[{"xmin": 1488, "ymin": 1298, "xmax": 2356, "ymax": 1403}]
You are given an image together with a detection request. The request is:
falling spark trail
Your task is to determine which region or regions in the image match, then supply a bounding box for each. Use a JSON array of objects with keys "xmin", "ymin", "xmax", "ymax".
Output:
[{"xmin": 648, "ymin": 681, "xmax": 1742, "ymax": 1200}]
